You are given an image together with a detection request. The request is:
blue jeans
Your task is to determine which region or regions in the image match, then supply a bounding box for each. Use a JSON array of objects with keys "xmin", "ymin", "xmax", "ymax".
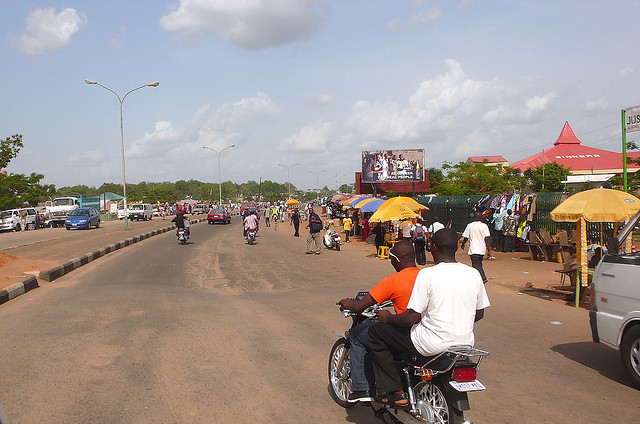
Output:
[{"xmin": 350, "ymin": 319, "xmax": 376, "ymax": 392}]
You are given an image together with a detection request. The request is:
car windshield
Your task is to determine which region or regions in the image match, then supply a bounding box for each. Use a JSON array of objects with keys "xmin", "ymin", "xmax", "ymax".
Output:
[
  {"xmin": 211, "ymin": 209, "xmax": 225, "ymax": 214},
  {"xmin": 0, "ymin": 211, "xmax": 11, "ymax": 219},
  {"xmin": 69, "ymin": 209, "xmax": 89, "ymax": 216},
  {"xmin": 54, "ymin": 198, "xmax": 74, "ymax": 206}
]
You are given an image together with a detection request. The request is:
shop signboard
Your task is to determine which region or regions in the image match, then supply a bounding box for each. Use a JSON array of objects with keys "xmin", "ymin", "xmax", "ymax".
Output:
[
  {"xmin": 361, "ymin": 149, "xmax": 424, "ymax": 183},
  {"xmin": 625, "ymin": 105, "xmax": 640, "ymax": 133}
]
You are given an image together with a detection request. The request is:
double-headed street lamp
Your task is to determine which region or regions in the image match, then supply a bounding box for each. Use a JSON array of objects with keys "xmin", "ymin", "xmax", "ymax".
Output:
[
  {"xmin": 278, "ymin": 162, "xmax": 299, "ymax": 199},
  {"xmin": 85, "ymin": 79, "xmax": 159, "ymax": 230},
  {"xmin": 309, "ymin": 169, "xmax": 325, "ymax": 201},
  {"xmin": 203, "ymin": 144, "xmax": 235, "ymax": 206}
]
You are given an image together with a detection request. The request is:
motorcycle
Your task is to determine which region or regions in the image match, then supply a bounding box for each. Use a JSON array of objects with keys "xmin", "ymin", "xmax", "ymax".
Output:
[
  {"xmin": 177, "ymin": 228, "xmax": 187, "ymax": 245},
  {"xmin": 323, "ymin": 225, "xmax": 342, "ymax": 251},
  {"xmin": 329, "ymin": 292, "xmax": 489, "ymax": 424},
  {"xmin": 246, "ymin": 228, "xmax": 257, "ymax": 245}
]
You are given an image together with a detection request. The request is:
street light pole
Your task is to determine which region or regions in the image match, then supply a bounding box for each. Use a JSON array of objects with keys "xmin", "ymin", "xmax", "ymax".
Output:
[
  {"xmin": 85, "ymin": 79, "xmax": 159, "ymax": 230},
  {"xmin": 309, "ymin": 169, "xmax": 325, "ymax": 202},
  {"xmin": 203, "ymin": 145, "xmax": 235, "ymax": 206},
  {"xmin": 278, "ymin": 163, "xmax": 299, "ymax": 199}
]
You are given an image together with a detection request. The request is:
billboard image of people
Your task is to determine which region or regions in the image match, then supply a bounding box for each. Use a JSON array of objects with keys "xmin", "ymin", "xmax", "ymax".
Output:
[{"xmin": 361, "ymin": 149, "xmax": 424, "ymax": 182}]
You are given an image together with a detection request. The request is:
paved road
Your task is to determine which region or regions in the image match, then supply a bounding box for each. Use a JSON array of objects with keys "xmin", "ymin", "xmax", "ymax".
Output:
[{"xmin": 0, "ymin": 220, "xmax": 638, "ymax": 423}]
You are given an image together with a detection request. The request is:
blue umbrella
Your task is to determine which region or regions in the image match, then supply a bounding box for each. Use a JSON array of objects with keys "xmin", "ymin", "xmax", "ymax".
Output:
[
  {"xmin": 348, "ymin": 196, "xmax": 375, "ymax": 208},
  {"xmin": 359, "ymin": 199, "xmax": 385, "ymax": 213}
]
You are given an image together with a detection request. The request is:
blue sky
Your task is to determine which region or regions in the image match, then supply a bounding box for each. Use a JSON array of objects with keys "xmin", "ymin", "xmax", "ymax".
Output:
[{"xmin": 1, "ymin": 0, "xmax": 638, "ymax": 191}]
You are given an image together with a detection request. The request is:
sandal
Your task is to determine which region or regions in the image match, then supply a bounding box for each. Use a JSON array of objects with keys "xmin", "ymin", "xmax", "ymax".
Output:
[{"xmin": 378, "ymin": 391, "xmax": 410, "ymax": 409}]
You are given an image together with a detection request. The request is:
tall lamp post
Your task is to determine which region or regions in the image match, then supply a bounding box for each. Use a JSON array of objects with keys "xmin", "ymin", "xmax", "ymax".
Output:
[
  {"xmin": 309, "ymin": 169, "xmax": 325, "ymax": 201},
  {"xmin": 203, "ymin": 144, "xmax": 235, "ymax": 206},
  {"xmin": 278, "ymin": 162, "xmax": 299, "ymax": 199},
  {"xmin": 85, "ymin": 79, "xmax": 159, "ymax": 230}
]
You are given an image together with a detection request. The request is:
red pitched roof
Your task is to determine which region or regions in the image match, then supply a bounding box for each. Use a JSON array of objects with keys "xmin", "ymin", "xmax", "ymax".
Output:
[
  {"xmin": 511, "ymin": 122, "xmax": 640, "ymax": 173},
  {"xmin": 468, "ymin": 155, "xmax": 508, "ymax": 163}
]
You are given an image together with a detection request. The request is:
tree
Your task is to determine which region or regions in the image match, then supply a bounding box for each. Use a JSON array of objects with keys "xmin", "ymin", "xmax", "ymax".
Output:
[
  {"xmin": 524, "ymin": 162, "xmax": 571, "ymax": 192},
  {"xmin": 437, "ymin": 161, "xmax": 526, "ymax": 195},
  {"xmin": 0, "ymin": 134, "xmax": 23, "ymax": 170},
  {"xmin": 427, "ymin": 167, "xmax": 445, "ymax": 193},
  {"xmin": 0, "ymin": 134, "xmax": 56, "ymax": 209}
]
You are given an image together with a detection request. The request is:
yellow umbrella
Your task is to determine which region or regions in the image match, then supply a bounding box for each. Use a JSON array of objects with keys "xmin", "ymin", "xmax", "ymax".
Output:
[
  {"xmin": 285, "ymin": 198, "xmax": 300, "ymax": 206},
  {"xmin": 550, "ymin": 188, "xmax": 640, "ymax": 308},
  {"xmin": 369, "ymin": 204, "xmax": 419, "ymax": 223},
  {"xmin": 378, "ymin": 196, "xmax": 429, "ymax": 213},
  {"xmin": 550, "ymin": 188, "xmax": 640, "ymax": 222}
]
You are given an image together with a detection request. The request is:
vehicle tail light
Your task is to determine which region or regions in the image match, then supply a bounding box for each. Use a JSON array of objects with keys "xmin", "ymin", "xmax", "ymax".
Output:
[{"xmin": 452, "ymin": 366, "xmax": 477, "ymax": 382}]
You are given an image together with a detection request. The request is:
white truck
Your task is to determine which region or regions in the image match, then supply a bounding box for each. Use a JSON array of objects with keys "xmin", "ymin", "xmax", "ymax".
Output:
[
  {"xmin": 590, "ymin": 209, "xmax": 640, "ymax": 388},
  {"xmin": 45, "ymin": 197, "xmax": 79, "ymax": 227}
]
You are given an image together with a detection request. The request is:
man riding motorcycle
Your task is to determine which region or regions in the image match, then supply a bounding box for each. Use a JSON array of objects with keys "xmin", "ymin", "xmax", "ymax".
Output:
[
  {"xmin": 338, "ymin": 240, "xmax": 420, "ymax": 402},
  {"xmin": 243, "ymin": 210, "xmax": 259, "ymax": 238},
  {"xmin": 171, "ymin": 211, "xmax": 190, "ymax": 238},
  {"xmin": 368, "ymin": 228, "xmax": 490, "ymax": 409}
]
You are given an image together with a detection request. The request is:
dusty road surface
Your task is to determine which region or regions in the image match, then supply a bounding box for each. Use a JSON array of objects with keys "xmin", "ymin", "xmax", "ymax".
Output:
[{"xmin": 0, "ymin": 217, "xmax": 638, "ymax": 423}]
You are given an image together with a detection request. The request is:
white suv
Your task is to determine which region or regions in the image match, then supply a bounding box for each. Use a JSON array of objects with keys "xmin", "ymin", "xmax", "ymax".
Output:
[
  {"xmin": 590, "ymin": 210, "xmax": 640, "ymax": 388},
  {"xmin": 0, "ymin": 208, "xmax": 37, "ymax": 231}
]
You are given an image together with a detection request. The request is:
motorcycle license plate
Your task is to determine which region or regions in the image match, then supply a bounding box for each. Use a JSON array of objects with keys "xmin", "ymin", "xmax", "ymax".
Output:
[{"xmin": 449, "ymin": 380, "xmax": 486, "ymax": 392}]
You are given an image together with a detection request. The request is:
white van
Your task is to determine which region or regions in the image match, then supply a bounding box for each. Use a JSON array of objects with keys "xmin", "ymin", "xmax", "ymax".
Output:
[
  {"xmin": 128, "ymin": 203, "xmax": 153, "ymax": 221},
  {"xmin": 0, "ymin": 208, "xmax": 37, "ymax": 231},
  {"xmin": 590, "ymin": 210, "xmax": 640, "ymax": 388}
]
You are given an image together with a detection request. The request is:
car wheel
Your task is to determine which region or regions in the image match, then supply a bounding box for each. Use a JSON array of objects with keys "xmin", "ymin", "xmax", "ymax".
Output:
[
  {"xmin": 621, "ymin": 325, "xmax": 640, "ymax": 388},
  {"xmin": 96, "ymin": 220, "xmax": 100, "ymax": 228},
  {"xmin": 66, "ymin": 227, "xmax": 70, "ymax": 230},
  {"xmin": 14, "ymin": 224, "xmax": 21, "ymax": 232}
]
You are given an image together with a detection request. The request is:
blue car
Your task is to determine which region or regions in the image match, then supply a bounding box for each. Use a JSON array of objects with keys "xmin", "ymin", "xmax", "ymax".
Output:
[{"xmin": 65, "ymin": 207, "xmax": 100, "ymax": 230}]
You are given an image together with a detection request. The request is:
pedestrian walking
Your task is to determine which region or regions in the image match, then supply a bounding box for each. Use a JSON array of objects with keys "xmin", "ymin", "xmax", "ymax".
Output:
[
  {"xmin": 342, "ymin": 216, "xmax": 352, "ymax": 242},
  {"xmin": 306, "ymin": 208, "xmax": 323, "ymax": 254},
  {"xmin": 461, "ymin": 212, "xmax": 491, "ymax": 283},
  {"xmin": 291, "ymin": 208, "xmax": 300, "ymax": 237},
  {"xmin": 411, "ymin": 219, "xmax": 427, "ymax": 265}
]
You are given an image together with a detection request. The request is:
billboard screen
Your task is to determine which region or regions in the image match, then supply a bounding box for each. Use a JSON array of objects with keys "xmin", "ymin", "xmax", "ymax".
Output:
[{"xmin": 361, "ymin": 149, "xmax": 424, "ymax": 183}]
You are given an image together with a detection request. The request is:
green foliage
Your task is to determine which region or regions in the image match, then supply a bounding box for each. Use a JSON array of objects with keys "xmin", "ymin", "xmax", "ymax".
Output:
[
  {"xmin": 0, "ymin": 172, "xmax": 56, "ymax": 210},
  {"xmin": 436, "ymin": 162, "xmax": 526, "ymax": 195},
  {"xmin": 0, "ymin": 134, "xmax": 23, "ymax": 170},
  {"xmin": 339, "ymin": 183, "xmax": 354, "ymax": 193},
  {"xmin": 384, "ymin": 189, "xmax": 398, "ymax": 198},
  {"xmin": 523, "ymin": 162, "xmax": 571, "ymax": 192},
  {"xmin": 0, "ymin": 134, "xmax": 56, "ymax": 209},
  {"xmin": 427, "ymin": 167, "xmax": 444, "ymax": 193}
]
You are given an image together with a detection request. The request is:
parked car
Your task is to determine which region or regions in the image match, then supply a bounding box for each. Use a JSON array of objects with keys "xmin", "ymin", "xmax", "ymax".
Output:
[
  {"xmin": 117, "ymin": 205, "xmax": 127, "ymax": 220},
  {"xmin": 207, "ymin": 208, "xmax": 231, "ymax": 224},
  {"xmin": 0, "ymin": 208, "xmax": 37, "ymax": 232},
  {"xmin": 65, "ymin": 207, "xmax": 100, "ymax": 230},
  {"xmin": 128, "ymin": 203, "xmax": 153, "ymax": 221},
  {"xmin": 590, "ymin": 209, "xmax": 640, "ymax": 388}
]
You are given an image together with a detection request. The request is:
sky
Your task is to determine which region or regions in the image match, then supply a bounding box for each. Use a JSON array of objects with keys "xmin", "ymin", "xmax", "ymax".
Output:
[{"xmin": 1, "ymin": 0, "xmax": 639, "ymax": 192}]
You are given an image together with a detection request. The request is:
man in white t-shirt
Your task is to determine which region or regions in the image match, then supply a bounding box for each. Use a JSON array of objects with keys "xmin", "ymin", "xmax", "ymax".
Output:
[
  {"xmin": 461, "ymin": 211, "xmax": 492, "ymax": 283},
  {"xmin": 367, "ymin": 228, "xmax": 490, "ymax": 409}
]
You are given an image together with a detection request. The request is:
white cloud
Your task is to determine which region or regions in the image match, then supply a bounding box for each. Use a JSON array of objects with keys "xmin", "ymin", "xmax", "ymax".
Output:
[
  {"xmin": 584, "ymin": 99, "xmax": 609, "ymax": 112},
  {"xmin": 279, "ymin": 121, "xmax": 334, "ymax": 152},
  {"xmin": 308, "ymin": 94, "xmax": 334, "ymax": 105},
  {"xmin": 13, "ymin": 8, "xmax": 86, "ymax": 55},
  {"xmin": 412, "ymin": 8, "xmax": 445, "ymax": 24},
  {"xmin": 482, "ymin": 91, "xmax": 557, "ymax": 123},
  {"xmin": 348, "ymin": 59, "xmax": 492, "ymax": 141},
  {"xmin": 159, "ymin": 0, "xmax": 328, "ymax": 50}
]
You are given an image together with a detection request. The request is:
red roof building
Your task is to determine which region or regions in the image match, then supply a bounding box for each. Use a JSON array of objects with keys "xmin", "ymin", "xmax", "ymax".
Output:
[
  {"xmin": 510, "ymin": 121, "xmax": 640, "ymax": 176},
  {"xmin": 466, "ymin": 155, "xmax": 509, "ymax": 167}
]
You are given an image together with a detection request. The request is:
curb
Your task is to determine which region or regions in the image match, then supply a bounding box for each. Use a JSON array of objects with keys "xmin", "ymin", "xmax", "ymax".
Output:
[{"xmin": 2, "ymin": 218, "xmax": 207, "ymax": 306}]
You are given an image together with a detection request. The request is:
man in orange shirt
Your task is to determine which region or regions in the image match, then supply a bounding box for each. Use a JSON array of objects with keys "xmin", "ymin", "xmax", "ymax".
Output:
[{"xmin": 338, "ymin": 240, "xmax": 419, "ymax": 402}]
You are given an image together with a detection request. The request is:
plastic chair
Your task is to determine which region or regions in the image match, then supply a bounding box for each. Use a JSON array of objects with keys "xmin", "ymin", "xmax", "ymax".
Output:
[{"xmin": 378, "ymin": 245, "xmax": 390, "ymax": 260}]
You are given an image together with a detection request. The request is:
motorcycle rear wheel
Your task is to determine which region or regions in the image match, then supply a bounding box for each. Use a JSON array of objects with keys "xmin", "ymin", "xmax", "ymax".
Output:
[
  {"xmin": 335, "ymin": 243, "xmax": 341, "ymax": 251},
  {"xmin": 414, "ymin": 381, "xmax": 464, "ymax": 424},
  {"xmin": 328, "ymin": 338, "xmax": 354, "ymax": 409}
]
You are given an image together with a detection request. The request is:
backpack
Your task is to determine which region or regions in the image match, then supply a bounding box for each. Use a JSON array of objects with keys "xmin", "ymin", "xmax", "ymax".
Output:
[{"xmin": 414, "ymin": 225, "xmax": 425, "ymax": 241}]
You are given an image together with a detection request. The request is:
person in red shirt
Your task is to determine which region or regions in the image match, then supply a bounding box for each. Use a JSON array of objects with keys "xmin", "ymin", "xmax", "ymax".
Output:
[{"xmin": 338, "ymin": 240, "xmax": 419, "ymax": 403}]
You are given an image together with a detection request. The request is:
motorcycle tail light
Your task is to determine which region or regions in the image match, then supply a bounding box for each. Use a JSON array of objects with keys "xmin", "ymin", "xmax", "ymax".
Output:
[{"xmin": 452, "ymin": 366, "xmax": 477, "ymax": 382}]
